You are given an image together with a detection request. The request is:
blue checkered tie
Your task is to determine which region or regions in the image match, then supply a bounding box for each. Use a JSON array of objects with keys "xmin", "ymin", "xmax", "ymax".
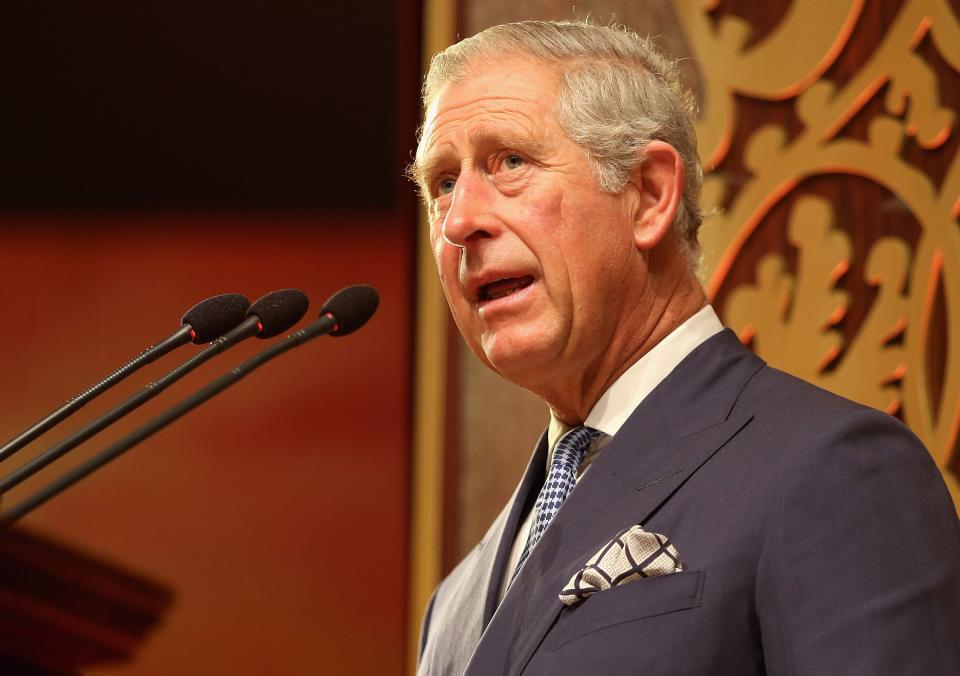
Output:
[{"xmin": 514, "ymin": 426, "xmax": 601, "ymax": 578}]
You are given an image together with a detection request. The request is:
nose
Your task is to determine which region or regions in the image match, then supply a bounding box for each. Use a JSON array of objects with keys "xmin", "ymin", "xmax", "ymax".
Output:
[{"xmin": 441, "ymin": 170, "xmax": 498, "ymax": 248}]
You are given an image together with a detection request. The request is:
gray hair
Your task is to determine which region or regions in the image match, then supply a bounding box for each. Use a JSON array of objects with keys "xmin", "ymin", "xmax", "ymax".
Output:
[{"xmin": 418, "ymin": 19, "xmax": 703, "ymax": 267}]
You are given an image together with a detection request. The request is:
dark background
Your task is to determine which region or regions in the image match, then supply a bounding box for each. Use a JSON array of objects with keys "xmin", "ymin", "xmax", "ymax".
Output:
[{"xmin": 0, "ymin": 1, "xmax": 413, "ymax": 211}]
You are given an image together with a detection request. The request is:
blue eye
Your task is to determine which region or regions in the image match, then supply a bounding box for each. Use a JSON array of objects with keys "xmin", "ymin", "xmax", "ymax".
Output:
[
  {"xmin": 504, "ymin": 154, "xmax": 524, "ymax": 169},
  {"xmin": 438, "ymin": 177, "xmax": 456, "ymax": 195}
]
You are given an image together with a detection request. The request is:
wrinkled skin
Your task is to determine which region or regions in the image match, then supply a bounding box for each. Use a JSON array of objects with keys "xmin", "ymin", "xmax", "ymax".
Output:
[{"xmin": 415, "ymin": 56, "xmax": 704, "ymax": 423}]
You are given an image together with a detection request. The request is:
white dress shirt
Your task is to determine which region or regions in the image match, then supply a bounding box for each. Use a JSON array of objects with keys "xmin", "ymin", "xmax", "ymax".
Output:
[{"xmin": 498, "ymin": 305, "xmax": 724, "ymax": 600}]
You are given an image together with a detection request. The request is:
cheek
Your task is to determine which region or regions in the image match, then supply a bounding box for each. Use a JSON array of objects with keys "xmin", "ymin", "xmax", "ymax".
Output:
[
  {"xmin": 429, "ymin": 222, "xmax": 446, "ymax": 262},
  {"xmin": 433, "ymin": 244, "xmax": 474, "ymax": 320},
  {"xmin": 561, "ymin": 199, "xmax": 635, "ymax": 301},
  {"xmin": 430, "ymin": 225, "xmax": 455, "ymax": 278},
  {"xmin": 513, "ymin": 189, "xmax": 570, "ymax": 280}
]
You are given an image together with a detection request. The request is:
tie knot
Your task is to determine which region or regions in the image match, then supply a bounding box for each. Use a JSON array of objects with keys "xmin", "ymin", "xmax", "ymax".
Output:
[{"xmin": 552, "ymin": 425, "xmax": 601, "ymax": 471}]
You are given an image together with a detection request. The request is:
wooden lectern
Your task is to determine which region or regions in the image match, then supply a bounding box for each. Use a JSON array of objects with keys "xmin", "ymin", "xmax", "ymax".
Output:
[{"xmin": 0, "ymin": 527, "xmax": 172, "ymax": 673}]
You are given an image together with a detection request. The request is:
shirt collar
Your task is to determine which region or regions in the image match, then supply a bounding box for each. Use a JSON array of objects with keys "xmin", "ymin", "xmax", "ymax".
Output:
[{"xmin": 548, "ymin": 304, "xmax": 724, "ymax": 449}]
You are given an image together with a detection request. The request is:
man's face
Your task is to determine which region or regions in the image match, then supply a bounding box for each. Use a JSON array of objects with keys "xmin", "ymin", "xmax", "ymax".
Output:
[{"xmin": 417, "ymin": 57, "xmax": 646, "ymax": 389}]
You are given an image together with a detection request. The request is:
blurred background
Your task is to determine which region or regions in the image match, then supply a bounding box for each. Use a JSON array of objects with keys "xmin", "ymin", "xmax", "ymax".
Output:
[
  {"xmin": 0, "ymin": 1, "xmax": 418, "ymax": 673},
  {"xmin": 0, "ymin": 1, "xmax": 957, "ymax": 674}
]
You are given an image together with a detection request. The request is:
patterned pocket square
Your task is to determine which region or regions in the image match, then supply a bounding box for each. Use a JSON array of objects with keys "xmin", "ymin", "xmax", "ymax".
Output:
[{"xmin": 559, "ymin": 525, "xmax": 683, "ymax": 606}]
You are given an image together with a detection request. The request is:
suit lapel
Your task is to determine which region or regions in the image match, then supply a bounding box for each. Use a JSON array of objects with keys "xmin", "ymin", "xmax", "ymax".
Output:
[
  {"xmin": 481, "ymin": 430, "xmax": 548, "ymax": 627},
  {"xmin": 464, "ymin": 331, "xmax": 764, "ymax": 676}
]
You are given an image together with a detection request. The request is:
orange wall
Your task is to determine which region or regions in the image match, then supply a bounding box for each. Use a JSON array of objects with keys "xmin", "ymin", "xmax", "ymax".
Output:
[{"xmin": 0, "ymin": 214, "xmax": 412, "ymax": 674}]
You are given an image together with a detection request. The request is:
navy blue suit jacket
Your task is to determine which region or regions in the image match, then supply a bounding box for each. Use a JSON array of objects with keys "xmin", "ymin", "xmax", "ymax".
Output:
[{"xmin": 418, "ymin": 330, "xmax": 960, "ymax": 675}]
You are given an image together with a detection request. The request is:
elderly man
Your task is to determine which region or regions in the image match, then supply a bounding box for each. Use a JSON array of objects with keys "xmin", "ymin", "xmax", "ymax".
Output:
[{"xmin": 411, "ymin": 20, "xmax": 960, "ymax": 676}]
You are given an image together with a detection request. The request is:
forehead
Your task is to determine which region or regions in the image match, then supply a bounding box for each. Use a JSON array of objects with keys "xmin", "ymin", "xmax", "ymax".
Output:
[{"xmin": 417, "ymin": 57, "xmax": 560, "ymax": 167}]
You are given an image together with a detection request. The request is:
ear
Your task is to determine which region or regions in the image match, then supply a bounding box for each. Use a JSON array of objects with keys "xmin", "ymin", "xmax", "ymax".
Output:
[{"xmin": 627, "ymin": 141, "xmax": 684, "ymax": 251}]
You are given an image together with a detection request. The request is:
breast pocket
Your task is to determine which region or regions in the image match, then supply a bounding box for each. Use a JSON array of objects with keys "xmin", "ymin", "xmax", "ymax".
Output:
[{"xmin": 543, "ymin": 569, "xmax": 705, "ymax": 651}]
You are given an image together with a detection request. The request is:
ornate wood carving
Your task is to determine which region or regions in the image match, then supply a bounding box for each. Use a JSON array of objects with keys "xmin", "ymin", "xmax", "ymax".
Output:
[{"xmin": 680, "ymin": 0, "xmax": 960, "ymax": 509}]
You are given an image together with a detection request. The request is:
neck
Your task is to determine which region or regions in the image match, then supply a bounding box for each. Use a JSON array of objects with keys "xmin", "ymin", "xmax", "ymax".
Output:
[{"xmin": 537, "ymin": 261, "xmax": 706, "ymax": 425}]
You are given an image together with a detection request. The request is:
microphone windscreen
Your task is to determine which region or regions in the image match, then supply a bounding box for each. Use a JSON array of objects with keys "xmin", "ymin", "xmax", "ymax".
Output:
[
  {"xmin": 248, "ymin": 289, "xmax": 309, "ymax": 338},
  {"xmin": 182, "ymin": 293, "xmax": 252, "ymax": 343},
  {"xmin": 321, "ymin": 285, "xmax": 379, "ymax": 336}
]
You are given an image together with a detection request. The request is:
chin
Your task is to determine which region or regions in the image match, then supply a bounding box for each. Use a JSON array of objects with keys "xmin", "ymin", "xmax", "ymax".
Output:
[{"xmin": 480, "ymin": 331, "xmax": 556, "ymax": 383}]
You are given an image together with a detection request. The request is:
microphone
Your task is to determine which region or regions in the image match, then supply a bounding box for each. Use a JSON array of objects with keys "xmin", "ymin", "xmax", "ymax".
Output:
[
  {"xmin": 0, "ymin": 293, "xmax": 251, "ymax": 464},
  {"xmin": 0, "ymin": 285, "xmax": 379, "ymax": 523},
  {"xmin": 0, "ymin": 289, "xmax": 309, "ymax": 494},
  {"xmin": 323, "ymin": 284, "xmax": 380, "ymax": 336}
]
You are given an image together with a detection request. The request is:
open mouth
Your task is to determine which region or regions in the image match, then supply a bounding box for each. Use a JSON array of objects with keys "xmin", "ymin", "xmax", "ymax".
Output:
[{"xmin": 478, "ymin": 275, "xmax": 535, "ymax": 301}]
